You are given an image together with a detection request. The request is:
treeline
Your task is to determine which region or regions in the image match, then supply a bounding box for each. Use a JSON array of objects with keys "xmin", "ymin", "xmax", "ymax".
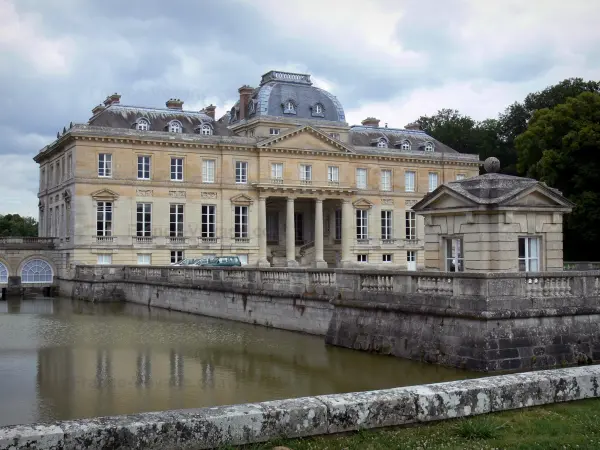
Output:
[
  {"xmin": 0, "ymin": 214, "xmax": 38, "ymax": 237},
  {"xmin": 415, "ymin": 78, "xmax": 600, "ymax": 261}
]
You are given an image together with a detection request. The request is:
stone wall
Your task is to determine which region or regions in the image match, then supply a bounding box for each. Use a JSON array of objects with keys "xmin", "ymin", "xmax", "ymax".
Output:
[{"xmin": 2, "ymin": 365, "xmax": 600, "ymax": 449}]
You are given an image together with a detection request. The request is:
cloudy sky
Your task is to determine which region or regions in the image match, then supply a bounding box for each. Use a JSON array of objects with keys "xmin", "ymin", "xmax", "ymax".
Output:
[{"xmin": 1, "ymin": 0, "xmax": 600, "ymax": 218}]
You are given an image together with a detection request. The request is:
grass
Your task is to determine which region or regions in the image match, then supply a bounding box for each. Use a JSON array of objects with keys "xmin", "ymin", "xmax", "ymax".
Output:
[{"xmin": 220, "ymin": 398, "xmax": 600, "ymax": 450}]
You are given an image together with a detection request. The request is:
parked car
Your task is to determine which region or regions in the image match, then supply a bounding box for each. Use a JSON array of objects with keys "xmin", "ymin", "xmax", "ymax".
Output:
[{"xmin": 201, "ymin": 256, "xmax": 242, "ymax": 267}]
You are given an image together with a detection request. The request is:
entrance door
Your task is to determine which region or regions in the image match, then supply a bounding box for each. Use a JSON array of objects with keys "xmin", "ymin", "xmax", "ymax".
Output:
[
  {"xmin": 406, "ymin": 251, "xmax": 416, "ymax": 271},
  {"xmin": 294, "ymin": 213, "xmax": 304, "ymax": 244}
]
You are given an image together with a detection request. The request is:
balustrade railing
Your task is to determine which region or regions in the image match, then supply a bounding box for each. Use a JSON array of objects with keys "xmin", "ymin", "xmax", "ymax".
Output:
[
  {"xmin": 416, "ymin": 276, "xmax": 453, "ymax": 295},
  {"xmin": 198, "ymin": 236, "xmax": 219, "ymax": 244},
  {"xmin": 526, "ymin": 276, "xmax": 573, "ymax": 297},
  {"xmin": 167, "ymin": 236, "xmax": 187, "ymax": 245},
  {"xmin": 360, "ymin": 274, "xmax": 393, "ymax": 292},
  {"xmin": 134, "ymin": 236, "xmax": 153, "ymax": 245}
]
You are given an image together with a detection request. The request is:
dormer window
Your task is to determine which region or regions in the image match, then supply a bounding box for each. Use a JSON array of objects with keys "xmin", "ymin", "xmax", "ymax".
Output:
[
  {"xmin": 425, "ymin": 142, "xmax": 434, "ymax": 152},
  {"xmin": 283, "ymin": 100, "xmax": 296, "ymax": 115},
  {"xmin": 248, "ymin": 100, "xmax": 256, "ymax": 115},
  {"xmin": 377, "ymin": 138, "xmax": 388, "ymax": 148},
  {"xmin": 136, "ymin": 118, "xmax": 150, "ymax": 131},
  {"xmin": 401, "ymin": 140, "xmax": 411, "ymax": 151},
  {"xmin": 168, "ymin": 120, "xmax": 182, "ymax": 133},
  {"xmin": 200, "ymin": 124, "xmax": 213, "ymax": 136},
  {"xmin": 311, "ymin": 103, "xmax": 325, "ymax": 117}
]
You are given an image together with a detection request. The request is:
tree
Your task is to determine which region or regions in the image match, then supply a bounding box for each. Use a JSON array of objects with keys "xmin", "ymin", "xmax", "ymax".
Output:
[
  {"xmin": 515, "ymin": 92, "xmax": 600, "ymax": 260},
  {"xmin": 0, "ymin": 214, "xmax": 38, "ymax": 237}
]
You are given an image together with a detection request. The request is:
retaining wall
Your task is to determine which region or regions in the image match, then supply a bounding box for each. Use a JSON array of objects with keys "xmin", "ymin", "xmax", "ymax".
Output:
[{"xmin": 2, "ymin": 365, "xmax": 600, "ymax": 449}]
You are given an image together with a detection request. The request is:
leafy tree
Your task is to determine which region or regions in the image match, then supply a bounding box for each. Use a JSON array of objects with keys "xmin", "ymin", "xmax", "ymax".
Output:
[
  {"xmin": 515, "ymin": 92, "xmax": 600, "ymax": 260},
  {"xmin": 0, "ymin": 214, "xmax": 38, "ymax": 237}
]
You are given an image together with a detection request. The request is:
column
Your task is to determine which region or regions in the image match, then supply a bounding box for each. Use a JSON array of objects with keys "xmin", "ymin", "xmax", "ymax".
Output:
[
  {"xmin": 286, "ymin": 197, "xmax": 297, "ymax": 266},
  {"xmin": 256, "ymin": 196, "xmax": 270, "ymax": 267},
  {"xmin": 314, "ymin": 199, "xmax": 327, "ymax": 268},
  {"xmin": 340, "ymin": 199, "xmax": 353, "ymax": 266}
]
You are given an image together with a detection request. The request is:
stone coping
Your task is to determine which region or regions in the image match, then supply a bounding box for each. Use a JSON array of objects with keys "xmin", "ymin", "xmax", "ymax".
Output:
[{"xmin": 1, "ymin": 366, "xmax": 599, "ymax": 450}]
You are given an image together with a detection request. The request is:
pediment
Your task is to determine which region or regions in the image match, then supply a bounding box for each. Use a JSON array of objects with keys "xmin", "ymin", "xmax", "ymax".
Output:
[
  {"xmin": 91, "ymin": 188, "xmax": 119, "ymax": 200},
  {"xmin": 503, "ymin": 186, "xmax": 574, "ymax": 208},
  {"xmin": 230, "ymin": 193, "xmax": 254, "ymax": 205},
  {"xmin": 353, "ymin": 198, "xmax": 374, "ymax": 209},
  {"xmin": 258, "ymin": 126, "xmax": 353, "ymax": 153},
  {"xmin": 412, "ymin": 187, "xmax": 477, "ymax": 212}
]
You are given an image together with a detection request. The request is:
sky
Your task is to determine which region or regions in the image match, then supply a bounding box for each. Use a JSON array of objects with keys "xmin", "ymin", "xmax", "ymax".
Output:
[{"xmin": 1, "ymin": 0, "xmax": 600, "ymax": 218}]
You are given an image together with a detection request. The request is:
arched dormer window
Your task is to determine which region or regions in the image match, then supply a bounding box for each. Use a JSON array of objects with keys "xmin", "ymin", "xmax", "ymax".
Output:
[
  {"xmin": 283, "ymin": 100, "xmax": 296, "ymax": 115},
  {"xmin": 136, "ymin": 118, "xmax": 150, "ymax": 131},
  {"xmin": 401, "ymin": 140, "xmax": 411, "ymax": 151},
  {"xmin": 311, "ymin": 103, "xmax": 325, "ymax": 117},
  {"xmin": 425, "ymin": 141, "xmax": 434, "ymax": 152},
  {"xmin": 377, "ymin": 138, "xmax": 388, "ymax": 148},
  {"xmin": 168, "ymin": 120, "xmax": 182, "ymax": 133},
  {"xmin": 196, "ymin": 123, "xmax": 213, "ymax": 136}
]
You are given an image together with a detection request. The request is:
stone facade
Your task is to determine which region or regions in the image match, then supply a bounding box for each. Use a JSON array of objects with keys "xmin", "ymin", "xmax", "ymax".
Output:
[{"xmin": 34, "ymin": 70, "xmax": 480, "ymax": 270}]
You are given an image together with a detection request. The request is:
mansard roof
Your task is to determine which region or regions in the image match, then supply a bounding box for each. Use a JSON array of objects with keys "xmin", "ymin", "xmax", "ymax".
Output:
[{"xmin": 349, "ymin": 125, "xmax": 458, "ymax": 155}]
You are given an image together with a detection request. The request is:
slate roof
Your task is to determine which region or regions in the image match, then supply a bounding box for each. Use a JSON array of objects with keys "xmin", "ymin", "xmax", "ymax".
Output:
[{"xmin": 348, "ymin": 125, "xmax": 458, "ymax": 154}]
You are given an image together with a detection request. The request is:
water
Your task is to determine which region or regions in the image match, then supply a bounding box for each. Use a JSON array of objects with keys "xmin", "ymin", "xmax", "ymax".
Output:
[{"xmin": 0, "ymin": 297, "xmax": 480, "ymax": 427}]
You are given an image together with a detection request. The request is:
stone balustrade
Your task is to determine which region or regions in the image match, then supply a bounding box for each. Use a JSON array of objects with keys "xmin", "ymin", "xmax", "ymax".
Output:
[{"xmin": 0, "ymin": 236, "xmax": 57, "ymax": 250}]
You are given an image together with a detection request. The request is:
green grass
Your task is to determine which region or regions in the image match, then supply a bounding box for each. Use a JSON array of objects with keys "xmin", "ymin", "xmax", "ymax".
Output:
[{"xmin": 220, "ymin": 398, "xmax": 600, "ymax": 450}]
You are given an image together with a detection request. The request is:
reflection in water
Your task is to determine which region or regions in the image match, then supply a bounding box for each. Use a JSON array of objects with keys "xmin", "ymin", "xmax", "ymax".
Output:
[{"xmin": 0, "ymin": 297, "xmax": 483, "ymax": 426}]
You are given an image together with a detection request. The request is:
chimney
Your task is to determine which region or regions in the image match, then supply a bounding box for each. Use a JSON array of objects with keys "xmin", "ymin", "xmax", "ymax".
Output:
[
  {"xmin": 166, "ymin": 98, "xmax": 184, "ymax": 110},
  {"xmin": 361, "ymin": 117, "xmax": 380, "ymax": 128},
  {"xmin": 238, "ymin": 85, "xmax": 254, "ymax": 121},
  {"xmin": 204, "ymin": 104, "xmax": 216, "ymax": 120},
  {"xmin": 103, "ymin": 93, "xmax": 121, "ymax": 107},
  {"xmin": 405, "ymin": 121, "xmax": 421, "ymax": 131},
  {"xmin": 91, "ymin": 104, "xmax": 105, "ymax": 115}
]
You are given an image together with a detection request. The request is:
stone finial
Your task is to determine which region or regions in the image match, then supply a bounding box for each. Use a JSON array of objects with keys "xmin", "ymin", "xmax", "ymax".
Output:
[
  {"xmin": 361, "ymin": 117, "xmax": 380, "ymax": 127},
  {"xmin": 484, "ymin": 157, "xmax": 500, "ymax": 173}
]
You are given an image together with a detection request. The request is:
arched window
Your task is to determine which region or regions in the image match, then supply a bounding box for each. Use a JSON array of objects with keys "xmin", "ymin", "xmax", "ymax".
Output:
[
  {"xmin": 136, "ymin": 119, "xmax": 150, "ymax": 131},
  {"xmin": 169, "ymin": 121, "xmax": 182, "ymax": 133},
  {"xmin": 425, "ymin": 141, "xmax": 434, "ymax": 152},
  {"xmin": 377, "ymin": 138, "xmax": 388, "ymax": 148},
  {"xmin": 283, "ymin": 100, "xmax": 296, "ymax": 114},
  {"xmin": 0, "ymin": 261, "xmax": 8, "ymax": 283},
  {"xmin": 21, "ymin": 259, "xmax": 53, "ymax": 284},
  {"xmin": 401, "ymin": 140, "xmax": 411, "ymax": 151},
  {"xmin": 197, "ymin": 124, "xmax": 213, "ymax": 135},
  {"xmin": 314, "ymin": 103, "xmax": 322, "ymax": 114}
]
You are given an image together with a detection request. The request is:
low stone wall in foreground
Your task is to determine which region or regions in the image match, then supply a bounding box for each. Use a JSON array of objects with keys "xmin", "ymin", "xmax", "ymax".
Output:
[{"xmin": 2, "ymin": 365, "xmax": 600, "ymax": 450}]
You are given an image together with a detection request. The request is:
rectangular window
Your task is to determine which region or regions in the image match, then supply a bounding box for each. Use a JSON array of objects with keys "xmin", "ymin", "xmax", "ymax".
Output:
[
  {"xmin": 137, "ymin": 155, "xmax": 150, "ymax": 180},
  {"xmin": 299, "ymin": 164, "xmax": 312, "ymax": 182},
  {"xmin": 329, "ymin": 132, "xmax": 340, "ymax": 140},
  {"xmin": 519, "ymin": 237, "xmax": 540, "ymax": 272},
  {"xmin": 335, "ymin": 209, "xmax": 342, "ymax": 240},
  {"xmin": 234, "ymin": 206, "xmax": 248, "ymax": 238},
  {"xmin": 428, "ymin": 172, "xmax": 439, "ymax": 192},
  {"xmin": 445, "ymin": 237, "xmax": 464, "ymax": 272},
  {"xmin": 97, "ymin": 254, "xmax": 112, "ymax": 265},
  {"xmin": 67, "ymin": 154, "xmax": 72, "ymax": 178},
  {"xmin": 406, "ymin": 250, "xmax": 416, "ymax": 271},
  {"xmin": 56, "ymin": 161, "xmax": 61, "ymax": 184},
  {"xmin": 41, "ymin": 168, "xmax": 46, "ymax": 189},
  {"xmin": 170, "ymin": 250, "xmax": 184, "ymax": 264},
  {"xmin": 170, "ymin": 204, "xmax": 184, "ymax": 237},
  {"xmin": 382, "ymin": 254, "xmax": 392, "ymax": 263},
  {"xmin": 235, "ymin": 161, "xmax": 248, "ymax": 184},
  {"xmin": 136, "ymin": 203, "xmax": 152, "ymax": 237},
  {"xmin": 356, "ymin": 168, "xmax": 367, "ymax": 189},
  {"xmin": 356, "ymin": 209, "xmax": 368, "ymax": 240},
  {"xmin": 98, "ymin": 154, "xmax": 112, "ymax": 177},
  {"xmin": 137, "ymin": 254, "xmax": 151, "ymax": 265},
  {"xmin": 49, "ymin": 165, "xmax": 54, "ymax": 186},
  {"xmin": 202, "ymin": 159, "xmax": 215, "ymax": 183},
  {"xmin": 456, "ymin": 174, "xmax": 465, "ymax": 181},
  {"xmin": 271, "ymin": 162, "xmax": 283, "ymax": 180},
  {"xmin": 269, "ymin": 128, "xmax": 280, "ymax": 135},
  {"xmin": 171, "ymin": 157, "xmax": 183, "ymax": 181},
  {"xmin": 96, "ymin": 201, "xmax": 112, "ymax": 236},
  {"xmin": 294, "ymin": 212, "xmax": 304, "ymax": 243},
  {"xmin": 381, "ymin": 169, "xmax": 392, "ymax": 191},
  {"xmin": 328, "ymin": 166, "xmax": 339, "ymax": 183},
  {"xmin": 405, "ymin": 211, "xmax": 416, "ymax": 240},
  {"xmin": 202, "ymin": 205, "xmax": 216, "ymax": 238},
  {"xmin": 267, "ymin": 211, "xmax": 279, "ymax": 242},
  {"xmin": 356, "ymin": 254, "xmax": 368, "ymax": 263},
  {"xmin": 381, "ymin": 210, "xmax": 393, "ymax": 240},
  {"xmin": 405, "ymin": 170, "xmax": 415, "ymax": 192}
]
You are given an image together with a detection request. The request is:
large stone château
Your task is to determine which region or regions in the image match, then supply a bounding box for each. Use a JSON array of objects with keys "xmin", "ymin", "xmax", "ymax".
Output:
[{"xmin": 34, "ymin": 70, "xmax": 480, "ymax": 268}]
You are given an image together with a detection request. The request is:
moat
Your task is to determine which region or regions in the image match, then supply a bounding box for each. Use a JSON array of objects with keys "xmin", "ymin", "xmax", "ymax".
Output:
[{"xmin": 0, "ymin": 296, "xmax": 481, "ymax": 427}]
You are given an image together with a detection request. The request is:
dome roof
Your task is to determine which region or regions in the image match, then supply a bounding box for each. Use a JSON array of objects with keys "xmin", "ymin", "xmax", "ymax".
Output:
[{"xmin": 229, "ymin": 70, "xmax": 346, "ymax": 124}]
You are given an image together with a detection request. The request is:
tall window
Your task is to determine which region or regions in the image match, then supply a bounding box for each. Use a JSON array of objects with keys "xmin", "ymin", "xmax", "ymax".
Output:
[
  {"xmin": 267, "ymin": 212, "xmax": 279, "ymax": 242},
  {"xmin": 334, "ymin": 209, "xmax": 342, "ymax": 240},
  {"xmin": 356, "ymin": 168, "xmax": 367, "ymax": 189},
  {"xmin": 136, "ymin": 119, "xmax": 149, "ymax": 131},
  {"xmin": 202, "ymin": 205, "xmax": 216, "ymax": 238},
  {"xmin": 235, "ymin": 161, "xmax": 248, "ymax": 183},
  {"xmin": 137, "ymin": 155, "xmax": 150, "ymax": 180},
  {"xmin": 428, "ymin": 172, "xmax": 438, "ymax": 192},
  {"xmin": 445, "ymin": 237, "xmax": 464, "ymax": 272},
  {"xmin": 405, "ymin": 211, "xmax": 416, "ymax": 240},
  {"xmin": 203, "ymin": 160, "xmax": 215, "ymax": 183},
  {"xmin": 381, "ymin": 210, "xmax": 392, "ymax": 240},
  {"xmin": 356, "ymin": 209, "xmax": 368, "ymax": 240},
  {"xmin": 314, "ymin": 104, "xmax": 322, "ymax": 114},
  {"xmin": 299, "ymin": 164, "xmax": 312, "ymax": 182},
  {"xmin": 294, "ymin": 213, "xmax": 304, "ymax": 243},
  {"xmin": 171, "ymin": 157, "xmax": 183, "ymax": 181},
  {"xmin": 136, "ymin": 203, "xmax": 152, "ymax": 237},
  {"xmin": 284, "ymin": 100, "xmax": 296, "ymax": 114},
  {"xmin": 271, "ymin": 163, "xmax": 283, "ymax": 180},
  {"xmin": 170, "ymin": 204, "xmax": 184, "ymax": 237},
  {"xmin": 234, "ymin": 206, "xmax": 248, "ymax": 238},
  {"xmin": 171, "ymin": 250, "xmax": 184, "ymax": 264},
  {"xmin": 96, "ymin": 201, "xmax": 112, "ymax": 236},
  {"xmin": 381, "ymin": 169, "xmax": 392, "ymax": 191},
  {"xmin": 519, "ymin": 237, "xmax": 540, "ymax": 272},
  {"xmin": 328, "ymin": 166, "xmax": 339, "ymax": 183},
  {"xmin": 67, "ymin": 154, "xmax": 72, "ymax": 178},
  {"xmin": 98, "ymin": 154, "xmax": 112, "ymax": 177},
  {"xmin": 49, "ymin": 165, "xmax": 54, "ymax": 186},
  {"xmin": 405, "ymin": 171, "xmax": 415, "ymax": 192}
]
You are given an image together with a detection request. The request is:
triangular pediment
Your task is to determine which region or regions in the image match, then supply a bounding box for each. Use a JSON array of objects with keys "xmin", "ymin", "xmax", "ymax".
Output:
[
  {"xmin": 230, "ymin": 193, "xmax": 254, "ymax": 205},
  {"xmin": 258, "ymin": 126, "xmax": 354, "ymax": 153},
  {"xmin": 91, "ymin": 188, "xmax": 119, "ymax": 200},
  {"xmin": 413, "ymin": 186, "xmax": 477, "ymax": 211},
  {"xmin": 353, "ymin": 198, "xmax": 374, "ymax": 209},
  {"xmin": 502, "ymin": 185, "xmax": 574, "ymax": 208}
]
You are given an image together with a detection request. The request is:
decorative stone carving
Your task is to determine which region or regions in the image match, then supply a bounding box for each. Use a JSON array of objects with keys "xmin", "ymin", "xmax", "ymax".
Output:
[
  {"xmin": 381, "ymin": 198, "xmax": 394, "ymax": 205},
  {"xmin": 201, "ymin": 192, "xmax": 218, "ymax": 199},
  {"xmin": 62, "ymin": 190, "xmax": 72, "ymax": 203},
  {"xmin": 169, "ymin": 190, "xmax": 185, "ymax": 198},
  {"xmin": 405, "ymin": 200, "xmax": 417, "ymax": 208},
  {"xmin": 137, "ymin": 189, "xmax": 154, "ymax": 197}
]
